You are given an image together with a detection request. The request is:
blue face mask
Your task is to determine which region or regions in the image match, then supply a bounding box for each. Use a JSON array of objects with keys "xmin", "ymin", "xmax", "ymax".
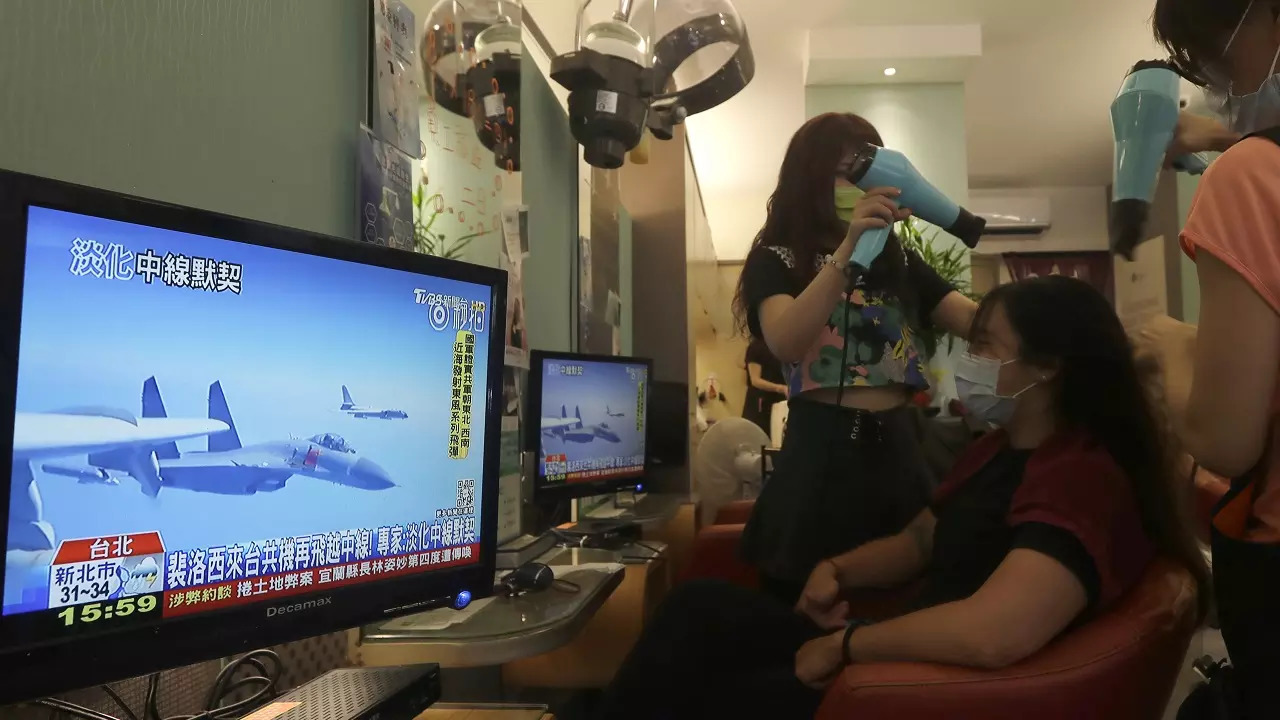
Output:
[
  {"xmin": 1205, "ymin": 1, "xmax": 1280, "ymax": 134},
  {"xmin": 955, "ymin": 353, "xmax": 1038, "ymax": 428}
]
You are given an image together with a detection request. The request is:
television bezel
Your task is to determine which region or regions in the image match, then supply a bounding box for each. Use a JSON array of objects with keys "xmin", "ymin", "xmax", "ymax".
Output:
[
  {"xmin": 0, "ymin": 169, "xmax": 506, "ymax": 703},
  {"xmin": 525, "ymin": 350, "xmax": 653, "ymax": 501}
]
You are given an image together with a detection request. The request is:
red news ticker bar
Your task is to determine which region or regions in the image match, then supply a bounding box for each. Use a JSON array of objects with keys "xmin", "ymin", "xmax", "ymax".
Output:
[
  {"xmin": 53, "ymin": 532, "xmax": 165, "ymax": 564},
  {"xmin": 161, "ymin": 544, "xmax": 482, "ymax": 618}
]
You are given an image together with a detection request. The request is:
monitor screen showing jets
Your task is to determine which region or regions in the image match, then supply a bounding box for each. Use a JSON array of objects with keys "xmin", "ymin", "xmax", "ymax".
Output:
[
  {"xmin": 3, "ymin": 206, "xmax": 492, "ymax": 624},
  {"xmin": 534, "ymin": 357, "xmax": 648, "ymax": 487}
]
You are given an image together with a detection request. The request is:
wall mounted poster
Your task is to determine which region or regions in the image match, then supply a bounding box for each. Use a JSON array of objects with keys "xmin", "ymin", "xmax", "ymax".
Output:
[
  {"xmin": 370, "ymin": 0, "xmax": 422, "ymax": 158},
  {"xmin": 1002, "ymin": 252, "xmax": 1115, "ymax": 305},
  {"xmin": 578, "ymin": 167, "xmax": 621, "ymax": 355},
  {"xmin": 358, "ymin": 125, "xmax": 415, "ymax": 251}
]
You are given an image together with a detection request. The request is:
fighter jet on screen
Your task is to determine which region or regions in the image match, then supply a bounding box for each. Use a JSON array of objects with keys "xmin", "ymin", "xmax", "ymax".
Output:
[
  {"xmin": 340, "ymin": 385, "xmax": 408, "ymax": 419},
  {"xmin": 84, "ymin": 377, "xmax": 396, "ymax": 496},
  {"xmin": 8, "ymin": 406, "xmax": 230, "ymax": 550},
  {"xmin": 540, "ymin": 405, "xmax": 621, "ymax": 444}
]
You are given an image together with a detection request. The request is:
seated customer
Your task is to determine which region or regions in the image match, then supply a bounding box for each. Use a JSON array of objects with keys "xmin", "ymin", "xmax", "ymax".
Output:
[{"xmin": 587, "ymin": 276, "xmax": 1209, "ymax": 720}]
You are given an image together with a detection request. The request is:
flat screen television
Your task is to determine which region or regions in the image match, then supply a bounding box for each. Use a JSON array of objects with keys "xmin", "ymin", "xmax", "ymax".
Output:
[
  {"xmin": 525, "ymin": 351, "xmax": 651, "ymax": 500},
  {"xmin": 0, "ymin": 170, "xmax": 505, "ymax": 703}
]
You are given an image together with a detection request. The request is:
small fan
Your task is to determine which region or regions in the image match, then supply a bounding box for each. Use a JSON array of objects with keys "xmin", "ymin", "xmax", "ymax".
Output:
[{"xmin": 694, "ymin": 417, "xmax": 769, "ymax": 526}]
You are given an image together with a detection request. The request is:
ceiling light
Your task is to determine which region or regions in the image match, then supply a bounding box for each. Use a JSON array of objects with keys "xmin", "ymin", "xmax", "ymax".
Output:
[{"xmin": 883, "ymin": 67, "xmax": 897, "ymax": 77}]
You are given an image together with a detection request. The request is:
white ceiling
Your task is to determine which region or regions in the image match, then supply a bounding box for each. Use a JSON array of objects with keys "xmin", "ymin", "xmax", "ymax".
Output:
[
  {"xmin": 409, "ymin": 0, "xmax": 1184, "ymax": 260},
  {"xmin": 682, "ymin": 0, "xmax": 1181, "ymax": 258}
]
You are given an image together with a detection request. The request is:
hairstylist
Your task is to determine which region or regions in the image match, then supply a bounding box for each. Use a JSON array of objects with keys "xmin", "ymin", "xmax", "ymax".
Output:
[
  {"xmin": 732, "ymin": 113, "xmax": 978, "ymax": 605},
  {"xmin": 743, "ymin": 337, "xmax": 788, "ymax": 434},
  {"xmin": 1152, "ymin": 1, "xmax": 1280, "ymax": 716}
]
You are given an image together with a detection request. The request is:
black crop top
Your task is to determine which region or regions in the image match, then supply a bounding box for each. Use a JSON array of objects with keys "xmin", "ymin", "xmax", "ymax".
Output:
[{"xmin": 740, "ymin": 245, "xmax": 954, "ymax": 394}]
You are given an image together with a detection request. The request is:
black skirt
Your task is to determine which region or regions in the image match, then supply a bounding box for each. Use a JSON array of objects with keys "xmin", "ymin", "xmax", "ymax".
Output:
[{"xmin": 740, "ymin": 399, "xmax": 932, "ymax": 586}]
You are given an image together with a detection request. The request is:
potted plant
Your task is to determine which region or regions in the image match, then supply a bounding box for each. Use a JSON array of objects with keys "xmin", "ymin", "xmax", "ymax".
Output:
[
  {"xmin": 896, "ymin": 216, "xmax": 981, "ymax": 358},
  {"xmin": 411, "ymin": 175, "xmax": 487, "ymax": 260}
]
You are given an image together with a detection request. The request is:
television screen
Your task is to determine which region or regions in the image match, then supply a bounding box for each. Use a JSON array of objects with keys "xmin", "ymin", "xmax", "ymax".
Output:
[
  {"xmin": 532, "ymin": 354, "xmax": 649, "ymax": 493},
  {"xmin": 2, "ymin": 200, "xmax": 498, "ymax": 681}
]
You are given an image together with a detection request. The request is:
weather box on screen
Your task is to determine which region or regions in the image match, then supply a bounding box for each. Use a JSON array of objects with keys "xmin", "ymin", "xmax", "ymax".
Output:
[
  {"xmin": 538, "ymin": 360, "xmax": 648, "ymax": 485},
  {"xmin": 4, "ymin": 206, "xmax": 490, "ymax": 633}
]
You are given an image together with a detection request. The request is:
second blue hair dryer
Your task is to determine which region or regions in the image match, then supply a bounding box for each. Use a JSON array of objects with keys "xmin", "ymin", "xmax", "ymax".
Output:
[
  {"xmin": 843, "ymin": 146, "xmax": 986, "ymax": 270},
  {"xmin": 1110, "ymin": 59, "xmax": 1210, "ymax": 260}
]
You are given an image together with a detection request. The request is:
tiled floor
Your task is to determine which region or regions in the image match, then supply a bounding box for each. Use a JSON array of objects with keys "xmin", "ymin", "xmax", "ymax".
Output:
[{"xmin": 1163, "ymin": 627, "xmax": 1229, "ymax": 720}]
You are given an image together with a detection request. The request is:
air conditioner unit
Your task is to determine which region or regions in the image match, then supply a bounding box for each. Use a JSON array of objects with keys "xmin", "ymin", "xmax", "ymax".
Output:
[{"xmin": 969, "ymin": 194, "xmax": 1052, "ymax": 236}]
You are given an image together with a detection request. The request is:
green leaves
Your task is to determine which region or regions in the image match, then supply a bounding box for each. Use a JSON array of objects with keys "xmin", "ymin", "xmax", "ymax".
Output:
[
  {"xmin": 897, "ymin": 217, "xmax": 982, "ymax": 357},
  {"xmin": 413, "ymin": 185, "xmax": 477, "ymax": 261}
]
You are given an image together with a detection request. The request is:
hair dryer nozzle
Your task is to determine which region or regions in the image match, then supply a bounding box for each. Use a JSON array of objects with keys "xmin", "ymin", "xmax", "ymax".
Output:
[
  {"xmin": 1109, "ymin": 199, "xmax": 1149, "ymax": 261},
  {"xmin": 946, "ymin": 208, "xmax": 986, "ymax": 249}
]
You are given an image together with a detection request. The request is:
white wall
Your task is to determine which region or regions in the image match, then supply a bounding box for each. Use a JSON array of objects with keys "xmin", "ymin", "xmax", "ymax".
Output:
[{"xmin": 971, "ymin": 186, "xmax": 1110, "ymax": 283}]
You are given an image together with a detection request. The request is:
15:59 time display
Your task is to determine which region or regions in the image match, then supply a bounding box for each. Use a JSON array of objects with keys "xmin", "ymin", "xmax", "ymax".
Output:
[{"xmin": 57, "ymin": 594, "xmax": 159, "ymax": 627}]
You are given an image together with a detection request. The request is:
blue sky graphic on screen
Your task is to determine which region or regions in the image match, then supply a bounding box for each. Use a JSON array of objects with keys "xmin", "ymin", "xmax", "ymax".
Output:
[
  {"xmin": 538, "ymin": 359, "xmax": 647, "ymax": 485},
  {"xmin": 4, "ymin": 207, "xmax": 491, "ymax": 618}
]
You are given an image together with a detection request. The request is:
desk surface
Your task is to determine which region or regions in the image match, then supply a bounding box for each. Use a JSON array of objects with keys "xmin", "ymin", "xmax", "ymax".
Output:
[
  {"xmin": 418, "ymin": 705, "xmax": 551, "ymax": 720},
  {"xmin": 361, "ymin": 546, "xmax": 648, "ymax": 666}
]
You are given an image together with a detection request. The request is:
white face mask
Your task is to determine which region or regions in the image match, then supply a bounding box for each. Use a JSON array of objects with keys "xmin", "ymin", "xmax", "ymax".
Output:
[
  {"xmin": 955, "ymin": 353, "xmax": 1038, "ymax": 428},
  {"xmin": 1205, "ymin": 0, "xmax": 1280, "ymax": 134}
]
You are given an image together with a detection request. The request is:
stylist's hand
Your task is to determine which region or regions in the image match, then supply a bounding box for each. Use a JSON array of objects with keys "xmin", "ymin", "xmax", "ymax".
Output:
[
  {"xmin": 838, "ymin": 187, "xmax": 912, "ymax": 259},
  {"xmin": 796, "ymin": 560, "xmax": 849, "ymax": 630},
  {"xmin": 1167, "ymin": 112, "xmax": 1240, "ymax": 164}
]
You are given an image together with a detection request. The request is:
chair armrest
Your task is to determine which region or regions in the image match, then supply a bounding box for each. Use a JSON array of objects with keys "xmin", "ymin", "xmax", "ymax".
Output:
[
  {"xmin": 679, "ymin": 524, "xmax": 758, "ymax": 589},
  {"xmin": 713, "ymin": 499, "xmax": 755, "ymax": 525},
  {"xmin": 816, "ymin": 559, "xmax": 1198, "ymax": 720}
]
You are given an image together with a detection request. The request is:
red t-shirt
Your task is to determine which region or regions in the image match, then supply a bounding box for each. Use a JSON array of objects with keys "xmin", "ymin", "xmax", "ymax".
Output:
[{"xmin": 927, "ymin": 429, "xmax": 1155, "ymax": 610}]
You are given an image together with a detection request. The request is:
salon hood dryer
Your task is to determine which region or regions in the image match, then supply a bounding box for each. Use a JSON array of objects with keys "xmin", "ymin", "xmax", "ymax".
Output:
[
  {"xmin": 842, "ymin": 146, "xmax": 986, "ymax": 269},
  {"xmin": 421, "ymin": 0, "xmax": 523, "ymax": 170},
  {"xmin": 551, "ymin": 0, "xmax": 754, "ymax": 169},
  {"xmin": 1110, "ymin": 59, "xmax": 1211, "ymax": 259}
]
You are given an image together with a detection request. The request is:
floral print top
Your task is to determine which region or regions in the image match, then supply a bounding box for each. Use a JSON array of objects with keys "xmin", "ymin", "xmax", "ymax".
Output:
[{"xmin": 742, "ymin": 245, "xmax": 953, "ymax": 395}]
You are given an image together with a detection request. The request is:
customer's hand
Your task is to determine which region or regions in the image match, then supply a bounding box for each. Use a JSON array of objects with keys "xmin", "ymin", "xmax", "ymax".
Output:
[
  {"xmin": 795, "ymin": 631, "xmax": 845, "ymax": 689},
  {"xmin": 796, "ymin": 560, "xmax": 849, "ymax": 630},
  {"xmin": 837, "ymin": 188, "xmax": 912, "ymax": 261},
  {"xmin": 1168, "ymin": 112, "xmax": 1240, "ymax": 164}
]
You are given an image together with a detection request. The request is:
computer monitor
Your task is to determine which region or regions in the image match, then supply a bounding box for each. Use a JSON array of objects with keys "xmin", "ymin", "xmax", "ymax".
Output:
[
  {"xmin": 0, "ymin": 170, "xmax": 504, "ymax": 704},
  {"xmin": 525, "ymin": 351, "xmax": 651, "ymax": 501}
]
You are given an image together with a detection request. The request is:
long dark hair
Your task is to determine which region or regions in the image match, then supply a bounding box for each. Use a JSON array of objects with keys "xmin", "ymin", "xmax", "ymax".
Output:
[
  {"xmin": 976, "ymin": 276, "xmax": 1210, "ymax": 617},
  {"xmin": 732, "ymin": 112, "xmax": 913, "ymax": 336},
  {"xmin": 1152, "ymin": 0, "xmax": 1260, "ymax": 85}
]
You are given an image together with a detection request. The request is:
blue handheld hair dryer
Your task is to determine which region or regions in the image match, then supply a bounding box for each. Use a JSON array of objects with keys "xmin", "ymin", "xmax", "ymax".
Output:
[
  {"xmin": 843, "ymin": 146, "xmax": 986, "ymax": 270},
  {"xmin": 1110, "ymin": 59, "xmax": 1210, "ymax": 260}
]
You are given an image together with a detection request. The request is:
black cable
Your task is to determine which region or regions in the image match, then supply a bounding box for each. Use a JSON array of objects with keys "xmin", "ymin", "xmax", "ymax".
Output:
[
  {"xmin": 145, "ymin": 674, "xmax": 160, "ymax": 720},
  {"xmin": 98, "ymin": 685, "xmax": 139, "ymax": 720},
  {"xmin": 141, "ymin": 649, "xmax": 282, "ymax": 720},
  {"xmin": 835, "ymin": 266, "xmax": 862, "ymax": 409},
  {"xmin": 34, "ymin": 699, "xmax": 120, "ymax": 720}
]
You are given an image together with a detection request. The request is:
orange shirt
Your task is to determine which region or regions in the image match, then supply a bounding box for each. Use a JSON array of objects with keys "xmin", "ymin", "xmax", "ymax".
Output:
[{"xmin": 1181, "ymin": 136, "xmax": 1280, "ymax": 540}]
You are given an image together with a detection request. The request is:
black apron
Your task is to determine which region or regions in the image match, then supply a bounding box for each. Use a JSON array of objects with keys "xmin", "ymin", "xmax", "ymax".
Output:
[{"xmin": 1203, "ymin": 125, "xmax": 1280, "ymax": 720}]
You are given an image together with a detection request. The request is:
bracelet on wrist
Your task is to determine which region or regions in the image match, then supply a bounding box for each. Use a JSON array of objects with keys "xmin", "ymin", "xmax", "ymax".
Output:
[{"xmin": 842, "ymin": 619, "xmax": 872, "ymax": 666}]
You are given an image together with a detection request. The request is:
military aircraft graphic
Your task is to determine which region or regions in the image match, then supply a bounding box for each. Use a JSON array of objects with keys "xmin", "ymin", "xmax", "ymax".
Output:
[
  {"xmin": 82, "ymin": 377, "xmax": 396, "ymax": 497},
  {"xmin": 340, "ymin": 385, "xmax": 408, "ymax": 419},
  {"xmin": 606, "ymin": 405, "xmax": 625, "ymax": 418},
  {"xmin": 540, "ymin": 405, "xmax": 621, "ymax": 444},
  {"xmin": 9, "ymin": 405, "xmax": 231, "ymax": 550}
]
